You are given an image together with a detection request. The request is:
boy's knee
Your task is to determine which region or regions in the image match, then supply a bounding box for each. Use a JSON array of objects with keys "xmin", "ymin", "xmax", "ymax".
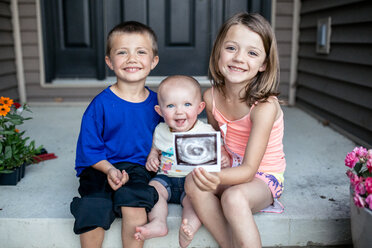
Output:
[
  {"xmin": 114, "ymin": 183, "xmax": 159, "ymax": 214},
  {"xmin": 70, "ymin": 196, "xmax": 115, "ymax": 235}
]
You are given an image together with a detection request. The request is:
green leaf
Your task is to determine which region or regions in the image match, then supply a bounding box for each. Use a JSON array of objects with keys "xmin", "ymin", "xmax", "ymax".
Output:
[
  {"xmin": 354, "ymin": 162, "xmax": 363, "ymax": 175},
  {"xmin": 0, "ymin": 130, "xmax": 15, "ymax": 135},
  {"xmin": 4, "ymin": 146, "xmax": 12, "ymax": 160},
  {"xmin": 8, "ymin": 119, "xmax": 23, "ymax": 125}
]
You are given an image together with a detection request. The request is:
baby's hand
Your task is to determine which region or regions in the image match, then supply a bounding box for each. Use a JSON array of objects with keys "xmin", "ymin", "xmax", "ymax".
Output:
[
  {"xmin": 221, "ymin": 149, "xmax": 231, "ymax": 169},
  {"xmin": 146, "ymin": 157, "xmax": 160, "ymax": 172},
  {"xmin": 107, "ymin": 167, "xmax": 129, "ymax": 191}
]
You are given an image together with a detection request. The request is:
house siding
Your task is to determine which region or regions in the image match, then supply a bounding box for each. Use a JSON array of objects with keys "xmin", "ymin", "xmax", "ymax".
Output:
[
  {"xmin": 297, "ymin": 0, "xmax": 372, "ymax": 147},
  {"xmin": 0, "ymin": 0, "xmax": 18, "ymax": 99},
  {"xmin": 275, "ymin": 0, "xmax": 294, "ymax": 100}
]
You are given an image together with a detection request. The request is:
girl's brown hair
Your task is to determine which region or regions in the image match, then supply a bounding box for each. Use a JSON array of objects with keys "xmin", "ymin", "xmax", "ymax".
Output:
[{"xmin": 209, "ymin": 12, "xmax": 280, "ymax": 106}]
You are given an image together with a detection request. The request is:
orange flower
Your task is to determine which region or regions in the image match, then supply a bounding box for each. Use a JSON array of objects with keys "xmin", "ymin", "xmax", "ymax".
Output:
[
  {"xmin": 15, "ymin": 128, "xmax": 20, "ymax": 133},
  {"xmin": 0, "ymin": 104, "xmax": 10, "ymax": 116},
  {"xmin": 0, "ymin": 97, "xmax": 14, "ymax": 107}
]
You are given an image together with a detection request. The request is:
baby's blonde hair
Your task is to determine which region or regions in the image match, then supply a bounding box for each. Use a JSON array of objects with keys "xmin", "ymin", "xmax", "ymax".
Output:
[{"xmin": 157, "ymin": 75, "xmax": 202, "ymax": 105}]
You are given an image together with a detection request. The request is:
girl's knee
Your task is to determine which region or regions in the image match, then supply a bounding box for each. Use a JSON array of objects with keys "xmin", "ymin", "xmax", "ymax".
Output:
[{"xmin": 221, "ymin": 187, "xmax": 250, "ymax": 211}]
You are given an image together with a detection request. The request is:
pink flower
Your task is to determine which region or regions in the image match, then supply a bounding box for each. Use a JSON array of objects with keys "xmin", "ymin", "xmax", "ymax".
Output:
[
  {"xmin": 367, "ymin": 149, "xmax": 372, "ymax": 159},
  {"xmin": 365, "ymin": 177, "xmax": 372, "ymax": 194},
  {"xmin": 367, "ymin": 158, "xmax": 372, "ymax": 173},
  {"xmin": 346, "ymin": 170, "xmax": 353, "ymax": 179},
  {"xmin": 353, "ymin": 146, "xmax": 368, "ymax": 158},
  {"xmin": 353, "ymin": 194, "xmax": 366, "ymax": 207},
  {"xmin": 365, "ymin": 195, "xmax": 372, "ymax": 210},
  {"xmin": 345, "ymin": 151, "xmax": 359, "ymax": 168},
  {"xmin": 354, "ymin": 182, "xmax": 366, "ymax": 195},
  {"xmin": 350, "ymin": 174, "xmax": 361, "ymax": 186}
]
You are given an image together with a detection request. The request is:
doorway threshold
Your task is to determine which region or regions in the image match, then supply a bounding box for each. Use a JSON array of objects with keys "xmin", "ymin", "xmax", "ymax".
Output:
[{"xmin": 47, "ymin": 76, "xmax": 211, "ymax": 88}]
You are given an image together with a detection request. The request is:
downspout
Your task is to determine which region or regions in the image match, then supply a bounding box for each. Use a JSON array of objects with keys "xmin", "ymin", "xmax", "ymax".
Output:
[
  {"xmin": 271, "ymin": 0, "xmax": 276, "ymax": 31},
  {"xmin": 11, "ymin": 0, "xmax": 27, "ymax": 103},
  {"xmin": 36, "ymin": 0, "xmax": 45, "ymax": 87},
  {"xmin": 289, "ymin": 0, "xmax": 301, "ymax": 106}
]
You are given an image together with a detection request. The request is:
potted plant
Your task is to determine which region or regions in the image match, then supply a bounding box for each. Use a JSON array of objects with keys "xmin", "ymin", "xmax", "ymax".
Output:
[
  {"xmin": 345, "ymin": 146, "xmax": 372, "ymax": 248},
  {"xmin": 0, "ymin": 97, "xmax": 43, "ymax": 185}
]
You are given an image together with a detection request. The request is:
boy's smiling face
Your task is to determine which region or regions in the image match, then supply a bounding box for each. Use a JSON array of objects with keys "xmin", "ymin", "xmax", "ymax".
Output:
[{"xmin": 105, "ymin": 32, "xmax": 159, "ymax": 84}]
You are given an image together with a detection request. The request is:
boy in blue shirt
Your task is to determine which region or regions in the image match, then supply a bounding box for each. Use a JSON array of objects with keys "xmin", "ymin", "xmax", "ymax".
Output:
[{"xmin": 70, "ymin": 21, "xmax": 161, "ymax": 248}]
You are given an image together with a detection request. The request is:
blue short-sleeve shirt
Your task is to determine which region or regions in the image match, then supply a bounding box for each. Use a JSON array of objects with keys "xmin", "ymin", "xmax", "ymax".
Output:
[{"xmin": 75, "ymin": 87, "xmax": 161, "ymax": 176}]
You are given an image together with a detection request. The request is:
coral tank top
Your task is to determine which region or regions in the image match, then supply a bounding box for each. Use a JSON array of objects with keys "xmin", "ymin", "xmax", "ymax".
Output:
[{"xmin": 211, "ymin": 88, "xmax": 286, "ymax": 173}]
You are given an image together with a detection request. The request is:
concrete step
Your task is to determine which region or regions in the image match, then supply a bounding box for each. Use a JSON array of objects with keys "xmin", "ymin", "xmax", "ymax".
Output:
[{"xmin": 0, "ymin": 106, "xmax": 356, "ymax": 247}]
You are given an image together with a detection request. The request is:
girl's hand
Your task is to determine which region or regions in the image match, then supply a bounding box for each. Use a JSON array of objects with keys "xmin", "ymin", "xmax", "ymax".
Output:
[
  {"xmin": 192, "ymin": 167, "xmax": 220, "ymax": 191},
  {"xmin": 146, "ymin": 156, "xmax": 160, "ymax": 172},
  {"xmin": 221, "ymin": 149, "xmax": 231, "ymax": 169},
  {"xmin": 107, "ymin": 167, "xmax": 129, "ymax": 191}
]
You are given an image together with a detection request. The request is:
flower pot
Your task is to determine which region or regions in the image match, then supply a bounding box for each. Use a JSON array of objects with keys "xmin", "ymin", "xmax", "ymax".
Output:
[
  {"xmin": 19, "ymin": 163, "xmax": 26, "ymax": 178},
  {"xmin": 350, "ymin": 189, "xmax": 372, "ymax": 248},
  {"xmin": 0, "ymin": 169, "xmax": 19, "ymax": 185}
]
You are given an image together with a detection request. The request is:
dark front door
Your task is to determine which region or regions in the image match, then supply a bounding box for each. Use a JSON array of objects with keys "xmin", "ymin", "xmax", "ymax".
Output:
[
  {"xmin": 41, "ymin": 0, "xmax": 105, "ymax": 82},
  {"xmin": 41, "ymin": 0, "xmax": 271, "ymax": 81}
]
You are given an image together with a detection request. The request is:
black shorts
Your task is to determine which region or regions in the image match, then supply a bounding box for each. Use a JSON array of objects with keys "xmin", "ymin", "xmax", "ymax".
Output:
[{"xmin": 70, "ymin": 162, "xmax": 158, "ymax": 234}]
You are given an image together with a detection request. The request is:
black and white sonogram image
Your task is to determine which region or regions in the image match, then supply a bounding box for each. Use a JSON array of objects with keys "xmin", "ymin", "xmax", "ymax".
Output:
[{"xmin": 174, "ymin": 133, "xmax": 217, "ymax": 166}]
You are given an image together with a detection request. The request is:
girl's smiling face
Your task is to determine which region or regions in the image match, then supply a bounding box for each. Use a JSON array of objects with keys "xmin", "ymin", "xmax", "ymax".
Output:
[{"xmin": 218, "ymin": 24, "xmax": 267, "ymax": 85}]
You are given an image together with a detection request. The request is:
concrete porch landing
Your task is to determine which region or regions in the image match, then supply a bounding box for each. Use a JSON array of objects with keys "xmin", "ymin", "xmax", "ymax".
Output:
[{"xmin": 0, "ymin": 105, "xmax": 356, "ymax": 248}]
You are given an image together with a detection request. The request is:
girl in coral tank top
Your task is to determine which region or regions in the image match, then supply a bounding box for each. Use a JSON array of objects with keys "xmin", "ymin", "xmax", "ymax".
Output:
[{"xmin": 185, "ymin": 12, "xmax": 286, "ymax": 248}]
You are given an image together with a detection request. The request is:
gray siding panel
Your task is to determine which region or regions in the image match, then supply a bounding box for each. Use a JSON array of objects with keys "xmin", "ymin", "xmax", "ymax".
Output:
[
  {"xmin": 301, "ymin": 0, "xmax": 363, "ymax": 14},
  {"xmin": 297, "ymin": 0, "xmax": 372, "ymax": 147},
  {"xmin": 0, "ymin": 0, "xmax": 18, "ymax": 99},
  {"xmin": 300, "ymin": 1, "xmax": 372, "ymax": 28},
  {"xmin": 300, "ymin": 23, "xmax": 372, "ymax": 44},
  {"xmin": 297, "ymin": 72, "xmax": 372, "ymax": 109},
  {"xmin": 298, "ymin": 58, "xmax": 371, "ymax": 88},
  {"xmin": 276, "ymin": 0, "xmax": 294, "ymax": 100},
  {"xmin": 297, "ymin": 88, "xmax": 372, "ymax": 131},
  {"xmin": 299, "ymin": 44, "xmax": 372, "ymax": 66},
  {"xmin": 0, "ymin": 1, "xmax": 11, "ymax": 16}
]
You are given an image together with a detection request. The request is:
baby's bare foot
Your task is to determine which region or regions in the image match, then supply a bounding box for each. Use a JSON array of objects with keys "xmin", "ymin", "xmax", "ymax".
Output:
[
  {"xmin": 179, "ymin": 219, "xmax": 195, "ymax": 248},
  {"xmin": 134, "ymin": 221, "xmax": 168, "ymax": 241}
]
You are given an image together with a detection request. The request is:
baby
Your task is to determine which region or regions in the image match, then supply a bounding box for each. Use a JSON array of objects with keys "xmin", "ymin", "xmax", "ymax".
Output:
[{"xmin": 135, "ymin": 75, "xmax": 229, "ymax": 247}]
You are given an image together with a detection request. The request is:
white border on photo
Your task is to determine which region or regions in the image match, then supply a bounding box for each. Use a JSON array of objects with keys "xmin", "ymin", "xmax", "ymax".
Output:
[{"xmin": 173, "ymin": 131, "xmax": 221, "ymax": 172}]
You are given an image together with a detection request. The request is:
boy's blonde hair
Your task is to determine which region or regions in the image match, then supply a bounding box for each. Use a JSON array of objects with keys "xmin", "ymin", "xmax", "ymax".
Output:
[
  {"xmin": 106, "ymin": 21, "xmax": 158, "ymax": 57},
  {"xmin": 209, "ymin": 12, "xmax": 280, "ymax": 106}
]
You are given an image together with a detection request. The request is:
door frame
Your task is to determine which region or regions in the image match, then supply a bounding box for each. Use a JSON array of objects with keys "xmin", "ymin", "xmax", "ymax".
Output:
[{"xmin": 36, "ymin": 0, "xmax": 273, "ymax": 87}]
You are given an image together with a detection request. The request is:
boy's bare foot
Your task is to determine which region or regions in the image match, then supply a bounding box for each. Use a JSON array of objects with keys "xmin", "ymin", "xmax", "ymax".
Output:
[
  {"xmin": 179, "ymin": 219, "xmax": 196, "ymax": 248},
  {"xmin": 134, "ymin": 221, "xmax": 168, "ymax": 241}
]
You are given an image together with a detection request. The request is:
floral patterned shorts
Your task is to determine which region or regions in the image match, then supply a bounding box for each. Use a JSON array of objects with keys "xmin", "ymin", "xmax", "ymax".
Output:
[{"xmin": 255, "ymin": 172, "xmax": 284, "ymax": 199}]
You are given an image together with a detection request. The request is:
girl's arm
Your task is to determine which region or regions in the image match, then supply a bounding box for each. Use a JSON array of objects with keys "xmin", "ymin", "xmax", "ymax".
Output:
[
  {"xmin": 192, "ymin": 99, "xmax": 279, "ymax": 190},
  {"xmin": 203, "ymin": 88, "xmax": 219, "ymax": 131}
]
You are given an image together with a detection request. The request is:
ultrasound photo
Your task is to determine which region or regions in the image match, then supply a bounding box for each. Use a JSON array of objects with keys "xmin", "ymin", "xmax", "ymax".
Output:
[{"xmin": 173, "ymin": 132, "xmax": 221, "ymax": 172}]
